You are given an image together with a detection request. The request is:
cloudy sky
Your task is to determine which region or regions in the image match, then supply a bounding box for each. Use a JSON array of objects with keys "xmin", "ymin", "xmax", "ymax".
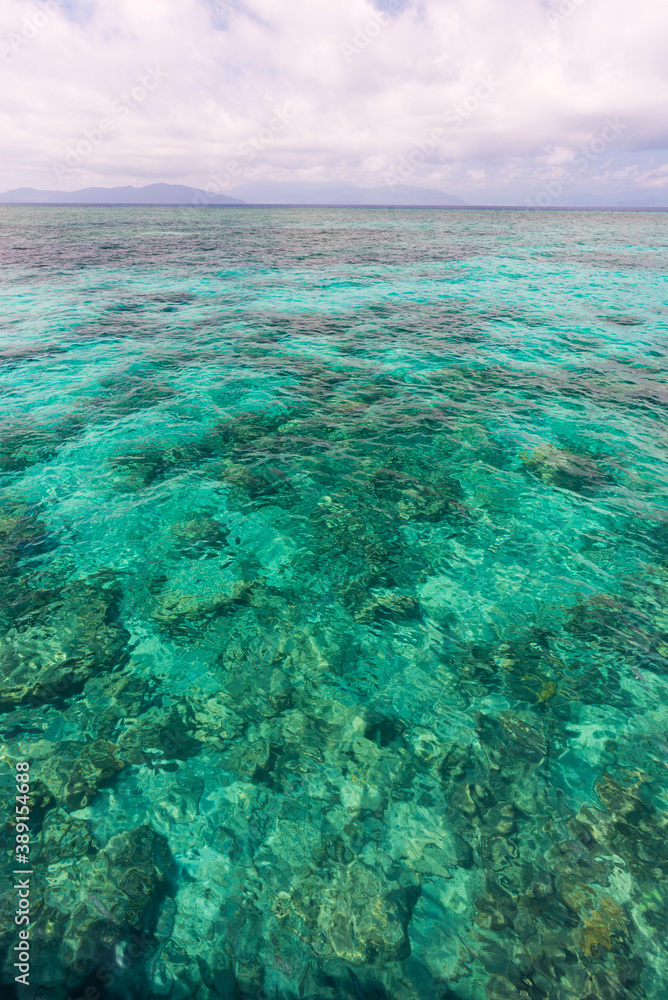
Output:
[{"xmin": 2, "ymin": 0, "xmax": 667, "ymax": 203}]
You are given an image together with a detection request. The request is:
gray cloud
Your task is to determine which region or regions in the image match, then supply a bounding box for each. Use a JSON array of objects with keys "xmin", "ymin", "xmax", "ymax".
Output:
[{"xmin": 1, "ymin": 0, "xmax": 667, "ymax": 202}]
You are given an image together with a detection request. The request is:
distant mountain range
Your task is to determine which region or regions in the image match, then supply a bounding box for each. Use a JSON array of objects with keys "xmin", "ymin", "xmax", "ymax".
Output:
[
  {"xmin": 0, "ymin": 182, "xmax": 666, "ymax": 208},
  {"xmin": 0, "ymin": 183, "xmax": 243, "ymax": 206},
  {"xmin": 0, "ymin": 181, "xmax": 465, "ymax": 207},
  {"xmin": 549, "ymin": 191, "xmax": 668, "ymax": 209},
  {"xmin": 226, "ymin": 181, "xmax": 466, "ymax": 205}
]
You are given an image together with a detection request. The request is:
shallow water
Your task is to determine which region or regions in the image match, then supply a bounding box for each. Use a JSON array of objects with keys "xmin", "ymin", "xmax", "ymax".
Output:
[{"xmin": 0, "ymin": 206, "xmax": 667, "ymax": 1000}]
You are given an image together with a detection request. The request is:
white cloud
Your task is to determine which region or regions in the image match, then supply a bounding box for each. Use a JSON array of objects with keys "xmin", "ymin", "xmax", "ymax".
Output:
[{"xmin": 1, "ymin": 0, "xmax": 667, "ymax": 199}]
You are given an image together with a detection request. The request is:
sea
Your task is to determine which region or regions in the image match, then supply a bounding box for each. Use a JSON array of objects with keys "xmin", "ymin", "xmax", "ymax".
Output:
[{"xmin": 0, "ymin": 206, "xmax": 667, "ymax": 1000}]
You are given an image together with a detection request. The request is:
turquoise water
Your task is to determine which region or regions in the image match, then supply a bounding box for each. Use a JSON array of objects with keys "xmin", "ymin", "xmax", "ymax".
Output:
[{"xmin": 0, "ymin": 206, "xmax": 667, "ymax": 1000}]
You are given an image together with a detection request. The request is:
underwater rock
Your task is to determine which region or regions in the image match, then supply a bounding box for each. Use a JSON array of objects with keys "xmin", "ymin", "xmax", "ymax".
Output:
[
  {"xmin": 63, "ymin": 739, "xmax": 125, "ymax": 809},
  {"xmin": 0, "ymin": 417, "xmax": 83, "ymax": 472},
  {"xmin": 148, "ymin": 882, "xmax": 230, "ymax": 999},
  {"xmin": 557, "ymin": 868, "xmax": 631, "ymax": 959},
  {"xmin": 170, "ymin": 515, "xmax": 228, "ymax": 558},
  {"xmin": 151, "ymin": 567, "xmax": 255, "ymax": 627},
  {"xmin": 372, "ymin": 467, "xmax": 465, "ymax": 523},
  {"xmin": 209, "ymin": 459, "xmax": 299, "ymax": 510},
  {"xmin": 295, "ymin": 862, "xmax": 409, "ymax": 964},
  {"xmin": 6, "ymin": 737, "xmax": 124, "ymax": 812},
  {"xmin": 86, "ymin": 373, "xmax": 175, "ymax": 419},
  {"xmin": 312, "ymin": 493, "xmax": 396, "ymax": 569},
  {"xmin": 148, "ymin": 936, "xmax": 210, "ymax": 999},
  {"xmin": 445, "ymin": 416, "xmax": 513, "ymax": 473},
  {"xmin": 589, "ymin": 773, "xmax": 668, "ymax": 876},
  {"xmin": 384, "ymin": 800, "xmax": 460, "ymax": 877},
  {"xmin": 566, "ymin": 594, "xmax": 630, "ymax": 642},
  {"xmin": 81, "ymin": 671, "xmax": 149, "ymax": 738},
  {"xmin": 117, "ymin": 708, "xmax": 203, "ymax": 766},
  {"xmin": 408, "ymin": 872, "xmax": 479, "ymax": 984},
  {"xmin": 108, "ymin": 444, "xmax": 189, "ymax": 491},
  {"xmin": 470, "ymin": 634, "xmax": 565, "ymax": 708},
  {"xmin": 476, "ymin": 711, "xmax": 548, "ymax": 765},
  {"xmin": 38, "ymin": 825, "xmax": 172, "ymax": 983},
  {"xmin": 352, "ymin": 589, "xmax": 421, "ymax": 624},
  {"xmin": 310, "ymin": 490, "xmax": 429, "ymax": 622},
  {"xmin": 210, "ymin": 600, "xmax": 349, "ymax": 685},
  {"xmin": 34, "ymin": 807, "xmax": 93, "ymax": 863},
  {"xmin": 521, "ymin": 442, "xmax": 613, "ymax": 495},
  {"xmin": 0, "ymin": 499, "xmax": 56, "ymax": 630},
  {"xmin": 197, "ymin": 410, "xmax": 302, "ymax": 465},
  {"xmin": 0, "ymin": 499, "xmax": 51, "ymax": 575},
  {"xmin": 0, "ymin": 571, "xmax": 130, "ymax": 706},
  {"xmin": 564, "ymin": 590, "xmax": 668, "ymax": 680}
]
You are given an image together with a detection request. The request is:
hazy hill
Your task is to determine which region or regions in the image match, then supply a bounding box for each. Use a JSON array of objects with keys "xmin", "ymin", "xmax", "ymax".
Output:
[
  {"xmin": 0, "ymin": 183, "xmax": 243, "ymax": 205},
  {"xmin": 227, "ymin": 180, "xmax": 466, "ymax": 205},
  {"xmin": 3, "ymin": 181, "xmax": 662, "ymax": 209}
]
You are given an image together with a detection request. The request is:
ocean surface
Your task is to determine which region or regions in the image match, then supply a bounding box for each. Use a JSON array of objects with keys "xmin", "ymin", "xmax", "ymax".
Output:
[{"xmin": 0, "ymin": 206, "xmax": 667, "ymax": 1000}]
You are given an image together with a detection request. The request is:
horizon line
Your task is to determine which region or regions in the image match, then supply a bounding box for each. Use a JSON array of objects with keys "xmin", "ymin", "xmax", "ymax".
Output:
[{"xmin": 0, "ymin": 202, "xmax": 667, "ymax": 212}]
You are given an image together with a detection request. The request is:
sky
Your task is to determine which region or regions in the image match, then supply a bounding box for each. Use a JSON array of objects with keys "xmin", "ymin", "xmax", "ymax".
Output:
[{"xmin": 2, "ymin": 0, "xmax": 667, "ymax": 204}]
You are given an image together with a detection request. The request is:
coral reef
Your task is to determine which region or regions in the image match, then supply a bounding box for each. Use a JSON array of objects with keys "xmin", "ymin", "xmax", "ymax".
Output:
[
  {"xmin": 0, "ymin": 571, "xmax": 130, "ymax": 706},
  {"xmin": 1, "ymin": 210, "xmax": 667, "ymax": 1000}
]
